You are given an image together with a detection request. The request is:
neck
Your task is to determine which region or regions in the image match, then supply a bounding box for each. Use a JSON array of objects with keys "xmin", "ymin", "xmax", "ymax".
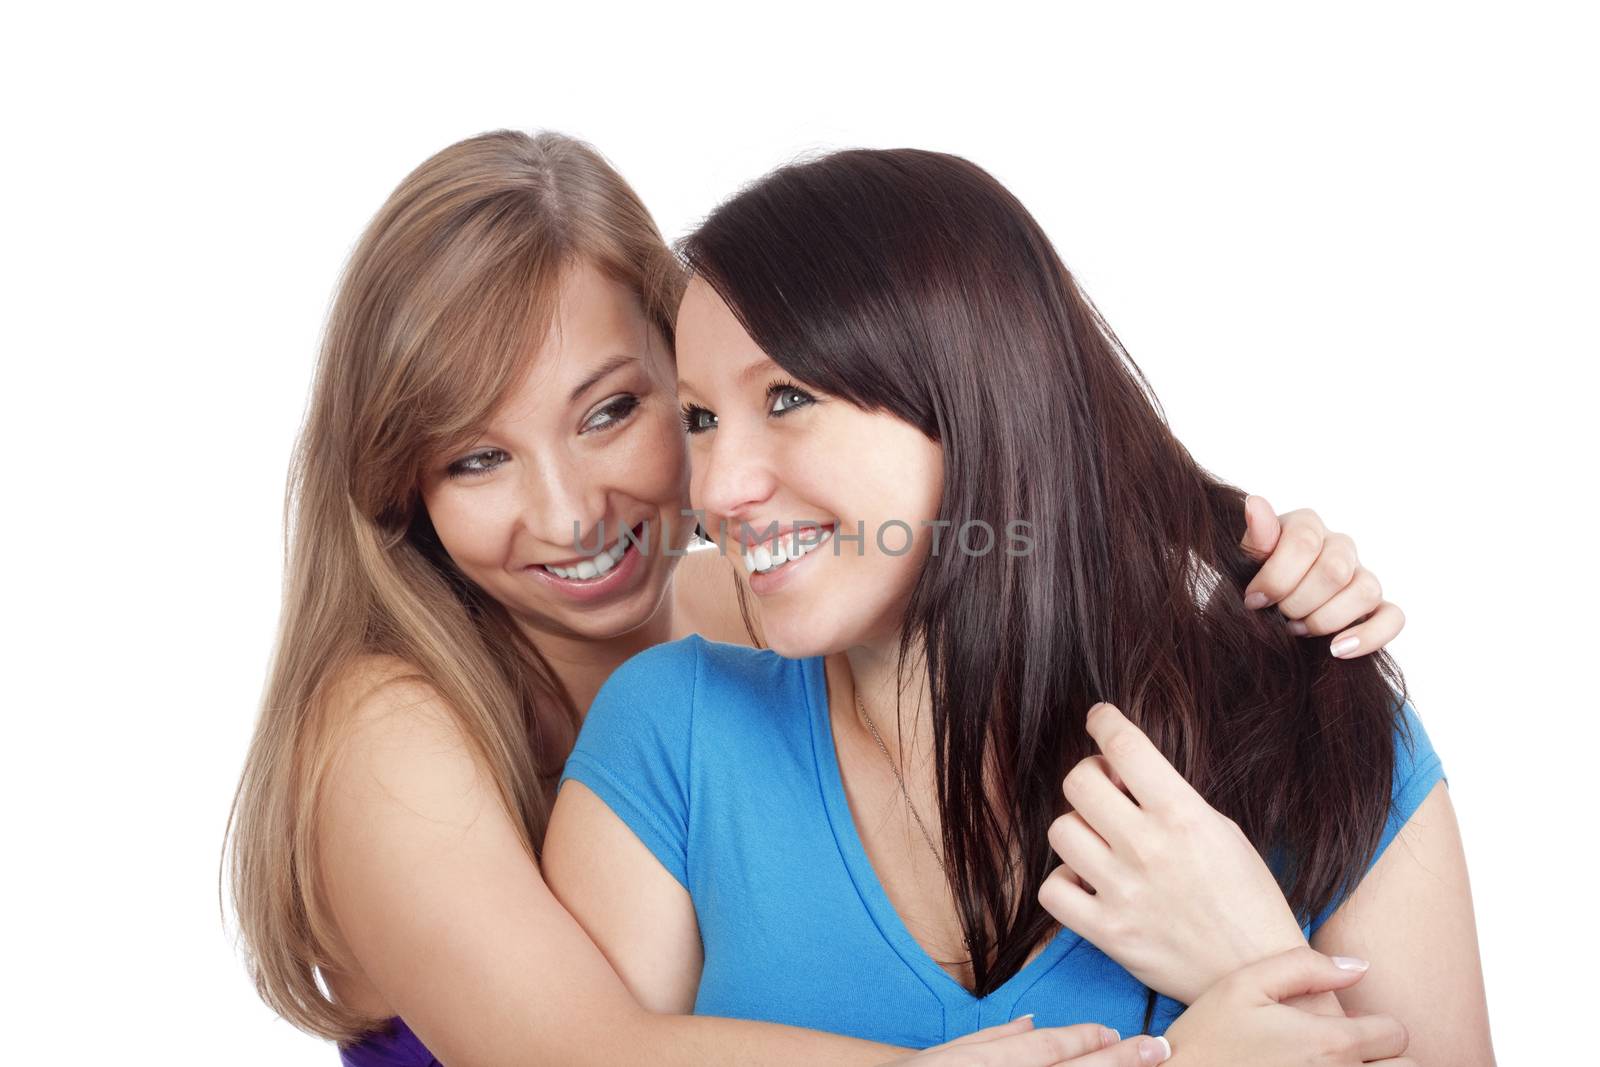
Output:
[
  {"xmin": 828, "ymin": 630, "xmax": 937, "ymax": 778},
  {"xmin": 518, "ymin": 600, "xmax": 677, "ymax": 718}
]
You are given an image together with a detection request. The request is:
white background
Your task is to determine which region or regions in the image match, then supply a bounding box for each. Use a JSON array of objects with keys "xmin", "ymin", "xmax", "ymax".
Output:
[{"xmin": 4, "ymin": 2, "xmax": 1593, "ymax": 1062}]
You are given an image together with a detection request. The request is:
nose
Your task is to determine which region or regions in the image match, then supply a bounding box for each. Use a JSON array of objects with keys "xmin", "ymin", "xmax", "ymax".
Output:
[
  {"xmin": 693, "ymin": 422, "xmax": 778, "ymax": 537},
  {"xmin": 518, "ymin": 446, "xmax": 612, "ymax": 555}
]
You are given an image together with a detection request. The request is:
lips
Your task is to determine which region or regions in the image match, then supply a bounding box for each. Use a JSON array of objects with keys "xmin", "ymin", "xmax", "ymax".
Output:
[
  {"xmin": 742, "ymin": 523, "xmax": 836, "ymax": 575},
  {"xmin": 537, "ymin": 523, "xmax": 644, "ymax": 580}
]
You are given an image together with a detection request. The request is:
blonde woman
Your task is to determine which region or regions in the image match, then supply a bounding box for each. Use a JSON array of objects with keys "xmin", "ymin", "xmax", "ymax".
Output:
[{"xmin": 227, "ymin": 130, "xmax": 1411, "ymax": 1066}]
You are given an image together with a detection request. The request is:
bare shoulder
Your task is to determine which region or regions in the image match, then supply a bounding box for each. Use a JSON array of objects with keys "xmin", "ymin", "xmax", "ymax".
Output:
[
  {"xmin": 310, "ymin": 659, "xmax": 627, "ymax": 1063},
  {"xmin": 315, "ymin": 654, "xmax": 499, "ymax": 828},
  {"xmin": 671, "ymin": 544, "xmax": 760, "ymax": 646},
  {"xmin": 324, "ymin": 654, "xmax": 456, "ymax": 739},
  {"xmin": 319, "ymin": 656, "xmax": 499, "ymax": 797}
]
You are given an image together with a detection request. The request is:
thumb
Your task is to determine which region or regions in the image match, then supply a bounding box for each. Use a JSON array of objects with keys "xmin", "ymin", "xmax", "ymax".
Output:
[
  {"xmin": 1239, "ymin": 494, "xmax": 1281, "ymax": 562},
  {"xmin": 1240, "ymin": 946, "xmax": 1370, "ymax": 1003}
]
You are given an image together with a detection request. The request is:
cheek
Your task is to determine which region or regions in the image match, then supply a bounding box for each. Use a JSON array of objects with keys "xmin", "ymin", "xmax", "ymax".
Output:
[
  {"xmin": 616, "ymin": 407, "xmax": 689, "ymax": 505},
  {"xmin": 424, "ymin": 487, "xmax": 515, "ymax": 571},
  {"xmin": 844, "ymin": 429, "xmax": 943, "ymax": 530},
  {"xmin": 844, "ymin": 433, "xmax": 943, "ymax": 607}
]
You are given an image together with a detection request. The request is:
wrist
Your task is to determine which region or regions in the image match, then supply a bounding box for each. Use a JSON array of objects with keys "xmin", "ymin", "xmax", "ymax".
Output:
[{"xmin": 1197, "ymin": 923, "xmax": 1308, "ymax": 1002}]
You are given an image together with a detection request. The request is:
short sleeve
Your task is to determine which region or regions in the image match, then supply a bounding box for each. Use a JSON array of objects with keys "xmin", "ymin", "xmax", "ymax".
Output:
[
  {"xmin": 1305, "ymin": 699, "xmax": 1447, "ymax": 936},
  {"xmin": 557, "ymin": 635, "xmax": 702, "ymax": 889}
]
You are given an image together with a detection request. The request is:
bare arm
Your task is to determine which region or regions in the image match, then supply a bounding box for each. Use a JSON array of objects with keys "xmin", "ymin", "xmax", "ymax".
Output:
[
  {"xmin": 541, "ymin": 779, "xmax": 704, "ymax": 1012},
  {"xmin": 317, "ymin": 670, "xmax": 904, "ymax": 1067},
  {"xmin": 1310, "ymin": 781, "xmax": 1495, "ymax": 1064}
]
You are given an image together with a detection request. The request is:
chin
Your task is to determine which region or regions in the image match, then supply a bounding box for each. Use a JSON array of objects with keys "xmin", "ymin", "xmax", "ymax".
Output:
[
  {"xmin": 512, "ymin": 560, "xmax": 676, "ymax": 643},
  {"xmin": 757, "ymin": 612, "xmax": 853, "ymax": 661}
]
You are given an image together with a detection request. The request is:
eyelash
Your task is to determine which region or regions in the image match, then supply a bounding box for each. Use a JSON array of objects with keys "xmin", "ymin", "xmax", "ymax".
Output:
[
  {"xmin": 446, "ymin": 448, "xmax": 509, "ymax": 478},
  {"xmin": 582, "ymin": 393, "xmax": 641, "ymax": 434},
  {"xmin": 445, "ymin": 394, "xmax": 643, "ymax": 478},
  {"xmin": 680, "ymin": 380, "xmax": 817, "ymax": 436}
]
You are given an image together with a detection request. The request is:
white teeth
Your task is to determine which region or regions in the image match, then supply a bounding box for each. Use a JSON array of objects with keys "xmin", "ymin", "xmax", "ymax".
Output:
[
  {"xmin": 743, "ymin": 527, "xmax": 833, "ymax": 575},
  {"xmin": 541, "ymin": 528, "xmax": 633, "ymax": 581}
]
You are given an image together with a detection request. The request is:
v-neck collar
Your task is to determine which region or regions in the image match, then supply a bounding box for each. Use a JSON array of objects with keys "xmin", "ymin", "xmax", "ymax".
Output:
[{"xmin": 800, "ymin": 654, "xmax": 1082, "ymax": 1027}]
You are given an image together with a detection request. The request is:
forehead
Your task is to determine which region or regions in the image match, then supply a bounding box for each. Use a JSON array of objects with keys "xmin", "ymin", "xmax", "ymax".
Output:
[
  {"xmin": 675, "ymin": 276, "xmax": 769, "ymax": 392},
  {"xmin": 492, "ymin": 261, "xmax": 656, "ymax": 422},
  {"xmin": 545, "ymin": 261, "xmax": 651, "ymax": 362}
]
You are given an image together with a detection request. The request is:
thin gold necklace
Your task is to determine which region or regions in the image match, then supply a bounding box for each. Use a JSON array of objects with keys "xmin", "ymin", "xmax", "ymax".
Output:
[{"xmin": 855, "ymin": 692, "xmax": 948, "ymax": 877}]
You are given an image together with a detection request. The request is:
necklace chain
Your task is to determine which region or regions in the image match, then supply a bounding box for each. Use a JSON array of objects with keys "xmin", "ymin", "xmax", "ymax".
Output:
[{"xmin": 855, "ymin": 692, "xmax": 948, "ymax": 877}]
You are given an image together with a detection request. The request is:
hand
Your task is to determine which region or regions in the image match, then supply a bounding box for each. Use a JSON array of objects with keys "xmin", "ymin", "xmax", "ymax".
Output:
[
  {"xmin": 1039, "ymin": 703, "xmax": 1307, "ymax": 1005},
  {"xmin": 1163, "ymin": 947, "xmax": 1414, "ymax": 1066},
  {"xmin": 1242, "ymin": 496, "xmax": 1405, "ymax": 658},
  {"xmin": 886, "ymin": 1015, "xmax": 1174, "ymax": 1067}
]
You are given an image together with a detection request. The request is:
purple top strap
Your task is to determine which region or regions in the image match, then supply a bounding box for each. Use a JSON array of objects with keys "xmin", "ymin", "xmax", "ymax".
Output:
[{"xmin": 340, "ymin": 1017, "xmax": 439, "ymax": 1067}]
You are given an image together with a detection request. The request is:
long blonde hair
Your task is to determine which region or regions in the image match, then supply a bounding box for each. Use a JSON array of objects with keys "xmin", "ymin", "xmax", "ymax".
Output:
[{"xmin": 225, "ymin": 129, "xmax": 682, "ymax": 1042}]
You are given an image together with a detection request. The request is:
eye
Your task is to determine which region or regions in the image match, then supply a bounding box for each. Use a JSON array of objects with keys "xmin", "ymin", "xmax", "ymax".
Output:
[
  {"xmin": 680, "ymin": 404, "xmax": 717, "ymax": 435},
  {"xmin": 447, "ymin": 447, "xmax": 510, "ymax": 478},
  {"xmin": 581, "ymin": 393, "xmax": 641, "ymax": 434},
  {"xmin": 768, "ymin": 381, "xmax": 815, "ymax": 417}
]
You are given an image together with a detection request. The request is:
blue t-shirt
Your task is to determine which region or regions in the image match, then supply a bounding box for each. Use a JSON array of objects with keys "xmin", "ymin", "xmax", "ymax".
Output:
[{"xmin": 559, "ymin": 634, "xmax": 1445, "ymax": 1046}]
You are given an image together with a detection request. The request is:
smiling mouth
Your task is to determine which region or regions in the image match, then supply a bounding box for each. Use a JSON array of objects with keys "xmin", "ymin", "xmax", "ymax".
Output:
[
  {"xmin": 743, "ymin": 524, "xmax": 835, "ymax": 575},
  {"xmin": 539, "ymin": 523, "xmax": 643, "ymax": 581}
]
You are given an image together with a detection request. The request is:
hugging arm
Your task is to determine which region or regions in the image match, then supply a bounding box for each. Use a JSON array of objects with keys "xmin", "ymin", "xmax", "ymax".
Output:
[
  {"xmin": 318, "ymin": 667, "xmax": 903, "ymax": 1067},
  {"xmin": 320, "ymin": 664, "xmax": 1132, "ymax": 1067},
  {"xmin": 549, "ymin": 733, "xmax": 1424, "ymax": 1067},
  {"xmin": 542, "ymin": 783, "xmax": 1164, "ymax": 1065}
]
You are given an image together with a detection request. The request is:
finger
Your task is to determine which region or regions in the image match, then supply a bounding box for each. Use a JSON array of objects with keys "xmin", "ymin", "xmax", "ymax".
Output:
[
  {"xmin": 1275, "ymin": 532, "xmax": 1360, "ymax": 621},
  {"xmin": 1046, "ymin": 812, "xmax": 1117, "ymax": 891},
  {"xmin": 1243, "ymin": 508, "xmax": 1325, "ymax": 609},
  {"xmin": 939, "ymin": 1015, "xmax": 1036, "ymax": 1046},
  {"xmin": 1336, "ymin": 1012, "xmax": 1411, "ymax": 1060},
  {"xmin": 1083, "ymin": 703, "xmax": 1197, "ymax": 814},
  {"xmin": 1287, "ymin": 565, "xmax": 1382, "ymax": 637},
  {"xmin": 1239, "ymin": 494, "xmax": 1281, "ymax": 562},
  {"xmin": 1326, "ymin": 600, "xmax": 1406, "ymax": 659},
  {"xmin": 948, "ymin": 1023, "xmax": 1123, "ymax": 1064},
  {"xmin": 1233, "ymin": 946, "xmax": 1370, "ymax": 1003},
  {"xmin": 1060, "ymin": 756, "xmax": 1141, "ymax": 850},
  {"xmin": 1047, "ymin": 1034, "xmax": 1172, "ymax": 1067},
  {"xmin": 1038, "ymin": 863, "xmax": 1098, "ymax": 929}
]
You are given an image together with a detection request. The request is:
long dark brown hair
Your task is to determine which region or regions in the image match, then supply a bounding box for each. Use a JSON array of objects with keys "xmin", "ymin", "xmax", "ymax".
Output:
[{"xmin": 680, "ymin": 148, "xmax": 1411, "ymax": 1008}]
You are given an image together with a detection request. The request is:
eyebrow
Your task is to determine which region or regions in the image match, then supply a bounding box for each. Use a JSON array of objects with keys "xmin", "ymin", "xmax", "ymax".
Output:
[
  {"xmin": 567, "ymin": 353, "xmax": 639, "ymax": 404},
  {"xmin": 680, "ymin": 355, "xmax": 774, "ymax": 399},
  {"xmin": 736, "ymin": 355, "xmax": 776, "ymax": 385}
]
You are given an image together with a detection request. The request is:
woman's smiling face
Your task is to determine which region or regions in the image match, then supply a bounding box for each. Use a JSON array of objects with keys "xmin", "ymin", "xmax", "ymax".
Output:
[
  {"xmin": 419, "ymin": 261, "xmax": 693, "ymax": 643},
  {"xmin": 674, "ymin": 276, "xmax": 945, "ymax": 658}
]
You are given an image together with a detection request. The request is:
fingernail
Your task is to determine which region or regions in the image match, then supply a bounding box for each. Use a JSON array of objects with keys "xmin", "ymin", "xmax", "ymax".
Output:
[
  {"xmin": 1244, "ymin": 591, "xmax": 1270, "ymax": 610},
  {"xmin": 1332, "ymin": 955, "xmax": 1369, "ymax": 971},
  {"xmin": 1330, "ymin": 636, "xmax": 1360, "ymax": 657},
  {"xmin": 1100, "ymin": 1026, "xmax": 1120, "ymax": 1047},
  {"xmin": 1138, "ymin": 1035, "xmax": 1172, "ymax": 1064},
  {"xmin": 1286, "ymin": 619, "xmax": 1309, "ymax": 636},
  {"xmin": 1015, "ymin": 1013, "xmax": 1035, "ymax": 1026}
]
